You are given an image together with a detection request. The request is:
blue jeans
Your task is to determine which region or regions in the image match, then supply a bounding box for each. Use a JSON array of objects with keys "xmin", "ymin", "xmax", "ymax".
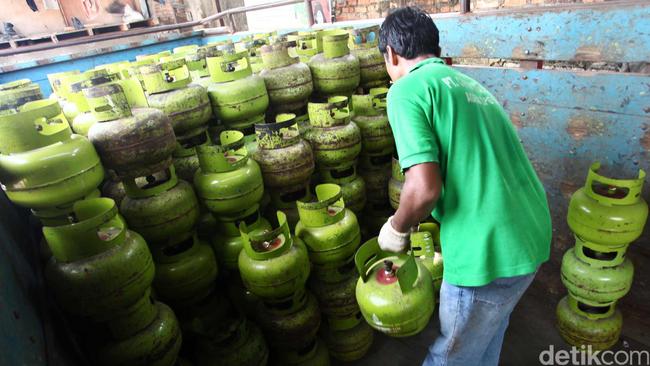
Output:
[{"xmin": 423, "ymin": 271, "xmax": 537, "ymax": 366}]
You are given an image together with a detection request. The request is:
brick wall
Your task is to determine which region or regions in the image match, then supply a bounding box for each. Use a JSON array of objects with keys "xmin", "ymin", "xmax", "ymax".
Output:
[
  {"xmin": 148, "ymin": 0, "xmax": 191, "ymax": 24},
  {"xmin": 334, "ymin": 0, "xmax": 603, "ymax": 21}
]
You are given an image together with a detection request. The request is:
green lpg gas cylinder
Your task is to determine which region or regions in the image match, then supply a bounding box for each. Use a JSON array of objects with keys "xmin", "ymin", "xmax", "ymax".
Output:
[
  {"xmin": 194, "ymin": 130, "xmax": 264, "ymax": 216},
  {"xmin": 308, "ymin": 30, "xmax": 360, "ymax": 97},
  {"xmin": 173, "ymin": 131, "xmax": 210, "ymax": 182},
  {"xmin": 266, "ymin": 181, "xmax": 312, "ymax": 230},
  {"xmin": 212, "ymin": 204, "xmax": 271, "ymax": 271},
  {"xmin": 206, "ymin": 50, "xmax": 269, "ymax": 132},
  {"xmin": 348, "ymin": 26, "xmax": 389, "ymax": 90},
  {"xmin": 295, "ymin": 184, "xmax": 362, "ymax": 281},
  {"xmin": 288, "ymin": 31, "xmax": 322, "ymax": 63},
  {"xmin": 253, "ymin": 114, "xmax": 314, "ymax": 188},
  {"xmin": 43, "ymin": 198, "xmax": 154, "ymax": 320},
  {"xmin": 195, "ymin": 318, "xmax": 269, "ymax": 366},
  {"xmin": 410, "ymin": 226, "xmax": 443, "ymax": 293},
  {"xmin": 271, "ymin": 338, "xmax": 330, "ymax": 366},
  {"xmin": 259, "ymin": 41, "xmax": 313, "ymax": 113},
  {"xmin": 388, "ymin": 156, "xmax": 404, "ymax": 210},
  {"xmin": 556, "ymin": 295, "xmax": 622, "ymax": 351},
  {"xmin": 31, "ymin": 189, "xmax": 101, "ymax": 227},
  {"xmin": 358, "ymin": 151, "xmax": 392, "ymax": 205},
  {"xmin": 0, "ymin": 80, "xmax": 43, "ymax": 115},
  {"xmin": 151, "ymin": 232, "xmax": 218, "ymax": 308},
  {"xmin": 255, "ymin": 289, "xmax": 321, "ymax": 350},
  {"xmin": 319, "ymin": 161, "xmax": 367, "ymax": 214},
  {"xmin": 0, "ymin": 99, "xmax": 104, "ymax": 209},
  {"xmin": 140, "ymin": 58, "xmax": 212, "ymax": 139},
  {"xmin": 86, "ymin": 82, "xmax": 176, "ymax": 179},
  {"xmin": 567, "ymin": 162, "xmax": 648, "ymax": 246},
  {"xmin": 305, "ymin": 96, "xmax": 362, "ymax": 167},
  {"xmin": 65, "ymin": 70, "xmax": 121, "ymax": 126},
  {"xmin": 320, "ymin": 312, "xmax": 374, "ymax": 362},
  {"xmin": 120, "ymin": 166, "xmax": 199, "ymax": 244},
  {"xmin": 351, "ymin": 87, "xmax": 393, "ymax": 154},
  {"xmin": 561, "ymin": 246, "xmax": 633, "ymax": 307},
  {"xmin": 238, "ymin": 211, "xmax": 310, "ymax": 300},
  {"xmin": 309, "ymin": 268, "xmax": 359, "ymax": 316},
  {"xmin": 95, "ymin": 301, "xmax": 182, "ymax": 366},
  {"xmin": 355, "ymin": 238, "xmax": 435, "ymax": 337}
]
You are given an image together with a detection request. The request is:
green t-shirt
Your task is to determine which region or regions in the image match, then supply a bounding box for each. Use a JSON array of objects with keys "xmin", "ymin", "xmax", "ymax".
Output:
[{"xmin": 387, "ymin": 57, "xmax": 551, "ymax": 286}]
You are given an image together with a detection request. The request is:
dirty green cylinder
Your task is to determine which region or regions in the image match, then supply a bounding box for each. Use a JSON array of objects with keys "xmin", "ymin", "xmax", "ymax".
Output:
[
  {"xmin": 255, "ymin": 289, "xmax": 321, "ymax": 350},
  {"xmin": 556, "ymin": 295, "xmax": 622, "ymax": 351},
  {"xmin": 193, "ymin": 130, "xmax": 264, "ymax": 217},
  {"xmin": 355, "ymin": 238, "xmax": 435, "ymax": 337},
  {"xmin": 266, "ymin": 181, "xmax": 312, "ymax": 230},
  {"xmin": 173, "ymin": 131, "xmax": 210, "ymax": 182},
  {"xmin": 86, "ymin": 83, "xmax": 176, "ymax": 179},
  {"xmin": 253, "ymin": 113, "xmax": 315, "ymax": 187},
  {"xmin": 31, "ymin": 189, "xmax": 101, "ymax": 227},
  {"xmin": 309, "ymin": 270, "xmax": 359, "ymax": 317},
  {"xmin": 120, "ymin": 166, "xmax": 200, "ymax": 244},
  {"xmin": 140, "ymin": 59, "xmax": 212, "ymax": 139},
  {"xmin": 561, "ymin": 247, "xmax": 633, "ymax": 307},
  {"xmin": 388, "ymin": 156, "xmax": 404, "ymax": 210},
  {"xmin": 358, "ymin": 151, "xmax": 392, "ymax": 205},
  {"xmin": 351, "ymin": 87, "xmax": 393, "ymax": 154},
  {"xmin": 195, "ymin": 318, "xmax": 269, "ymax": 366},
  {"xmin": 212, "ymin": 204, "xmax": 272, "ymax": 271},
  {"xmin": 43, "ymin": 198, "xmax": 155, "ymax": 320},
  {"xmin": 320, "ymin": 312, "xmax": 374, "ymax": 362},
  {"xmin": 305, "ymin": 96, "xmax": 362, "ymax": 167},
  {"xmin": 150, "ymin": 232, "xmax": 218, "ymax": 308},
  {"xmin": 567, "ymin": 162, "xmax": 648, "ymax": 246},
  {"xmin": 295, "ymin": 184, "xmax": 362, "ymax": 280},
  {"xmin": 95, "ymin": 301, "xmax": 182, "ymax": 366},
  {"xmin": 259, "ymin": 42, "xmax": 314, "ymax": 112},
  {"xmin": 0, "ymin": 99, "xmax": 104, "ymax": 209},
  {"xmin": 308, "ymin": 30, "xmax": 360, "ymax": 97},
  {"xmin": 206, "ymin": 51, "xmax": 269, "ymax": 131},
  {"xmin": 348, "ymin": 26, "xmax": 390, "ymax": 89},
  {"xmin": 319, "ymin": 161, "xmax": 367, "ymax": 214},
  {"xmin": 238, "ymin": 211, "xmax": 311, "ymax": 300}
]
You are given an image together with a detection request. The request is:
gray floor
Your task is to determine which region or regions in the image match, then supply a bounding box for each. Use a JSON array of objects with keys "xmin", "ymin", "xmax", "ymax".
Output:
[{"xmin": 335, "ymin": 288, "xmax": 649, "ymax": 366}]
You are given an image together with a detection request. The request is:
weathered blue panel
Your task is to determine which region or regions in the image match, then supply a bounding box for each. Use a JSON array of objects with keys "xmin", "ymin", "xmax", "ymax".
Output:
[{"xmin": 0, "ymin": 34, "xmax": 203, "ymax": 96}]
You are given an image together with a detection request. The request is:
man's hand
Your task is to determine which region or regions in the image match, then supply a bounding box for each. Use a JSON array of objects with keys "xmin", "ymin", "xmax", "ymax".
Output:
[{"xmin": 378, "ymin": 216, "xmax": 411, "ymax": 252}]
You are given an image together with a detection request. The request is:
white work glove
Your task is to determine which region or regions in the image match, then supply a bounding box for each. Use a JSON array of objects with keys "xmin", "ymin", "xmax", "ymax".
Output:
[{"xmin": 377, "ymin": 216, "xmax": 410, "ymax": 253}]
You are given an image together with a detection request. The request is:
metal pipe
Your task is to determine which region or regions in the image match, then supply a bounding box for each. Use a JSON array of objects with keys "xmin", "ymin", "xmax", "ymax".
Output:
[
  {"xmin": 199, "ymin": 0, "xmax": 304, "ymax": 24},
  {"xmin": 461, "ymin": 0, "xmax": 471, "ymax": 13},
  {"xmin": 305, "ymin": 0, "xmax": 315, "ymax": 26}
]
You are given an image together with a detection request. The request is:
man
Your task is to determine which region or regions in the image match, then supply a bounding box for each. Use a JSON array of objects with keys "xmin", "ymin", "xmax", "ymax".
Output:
[{"xmin": 376, "ymin": 7, "xmax": 552, "ymax": 366}]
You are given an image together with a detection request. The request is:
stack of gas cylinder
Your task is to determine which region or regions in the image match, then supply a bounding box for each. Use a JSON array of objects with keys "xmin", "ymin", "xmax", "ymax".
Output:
[
  {"xmin": 557, "ymin": 162, "xmax": 648, "ymax": 350},
  {"xmin": 295, "ymin": 183, "xmax": 373, "ymax": 362},
  {"xmin": 0, "ymin": 24, "xmax": 452, "ymax": 366}
]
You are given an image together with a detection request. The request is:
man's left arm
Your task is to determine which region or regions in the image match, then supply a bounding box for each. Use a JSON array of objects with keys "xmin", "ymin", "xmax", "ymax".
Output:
[
  {"xmin": 392, "ymin": 162, "xmax": 442, "ymax": 232},
  {"xmin": 377, "ymin": 162, "xmax": 442, "ymax": 252}
]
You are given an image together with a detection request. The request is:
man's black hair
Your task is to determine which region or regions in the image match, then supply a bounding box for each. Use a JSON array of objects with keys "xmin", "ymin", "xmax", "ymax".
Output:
[{"xmin": 378, "ymin": 7, "xmax": 441, "ymax": 59}]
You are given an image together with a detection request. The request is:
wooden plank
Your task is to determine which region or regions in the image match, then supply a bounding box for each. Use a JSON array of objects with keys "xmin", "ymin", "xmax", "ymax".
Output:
[
  {"xmin": 52, "ymin": 29, "xmax": 92, "ymax": 42},
  {"xmin": 128, "ymin": 19, "xmax": 151, "ymax": 30},
  {"xmin": 89, "ymin": 23, "xmax": 124, "ymax": 35},
  {"xmin": 11, "ymin": 35, "xmax": 55, "ymax": 48}
]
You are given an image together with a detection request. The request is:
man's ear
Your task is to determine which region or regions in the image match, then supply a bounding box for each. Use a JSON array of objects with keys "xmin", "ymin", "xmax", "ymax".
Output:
[{"xmin": 386, "ymin": 45, "xmax": 399, "ymax": 66}]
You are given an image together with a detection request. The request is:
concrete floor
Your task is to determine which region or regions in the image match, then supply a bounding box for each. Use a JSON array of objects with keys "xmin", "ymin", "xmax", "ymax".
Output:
[{"xmin": 335, "ymin": 288, "xmax": 649, "ymax": 366}]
